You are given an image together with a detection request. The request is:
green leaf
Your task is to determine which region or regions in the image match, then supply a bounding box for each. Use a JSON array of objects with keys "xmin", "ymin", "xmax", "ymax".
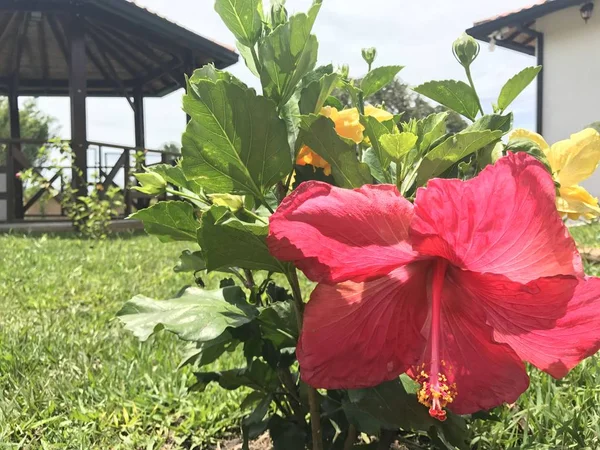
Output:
[
  {"xmin": 189, "ymin": 64, "xmax": 247, "ymax": 88},
  {"xmin": 258, "ymin": 301, "xmax": 298, "ymax": 348},
  {"xmin": 117, "ymin": 286, "xmax": 257, "ymax": 342},
  {"xmin": 174, "ymin": 250, "xmax": 206, "ymax": 273},
  {"xmin": 269, "ymin": 415, "xmax": 307, "ymax": 450},
  {"xmin": 199, "ymin": 206, "xmax": 287, "ymax": 273},
  {"xmin": 361, "ymin": 148, "xmax": 388, "ymax": 184},
  {"xmin": 182, "ymin": 78, "xmax": 292, "ymax": 199},
  {"xmin": 258, "ymin": 5, "xmax": 321, "ymax": 106},
  {"xmin": 497, "ymin": 66, "xmax": 541, "ymax": 112},
  {"xmin": 361, "ymin": 65, "xmax": 404, "ymax": 98},
  {"xmin": 466, "ymin": 113, "xmax": 513, "ymax": 134},
  {"xmin": 380, "ymin": 132, "xmax": 418, "ymax": 162},
  {"xmin": 413, "ymin": 80, "xmax": 480, "ymax": 121},
  {"xmin": 507, "ymin": 138, "xmax": 553, "ymax": 173},
  {"xmin": 237, "ymin": 41, "xmax": 260, "ymax": 77},
  {"xmin": 417, "ymin": 130, "xmax": 503, "ymax": 185},
  {"xmin": 178, "ymin": 331, "xmax": 239, "ymax": 369},
  {"xmin": 214, "ymin": 0, "xmax": 262, "ymax": 47},
  {"xmin": 345, "ymin": 378, "xmax": 467, "ymax": 449},
  {"xmin": 360, "ymin": 116, "xmax": 396, "ymax": 170},
  {"xmin": 299, "ymin": 72, "xmax": 341, "ymax": 115},
  {"xmin": 477, "ymin": 141, "xmax": 504, "ymax": 169},
  {"xmin": 130, "ymin": 201, "xmax": 199, "ymax": 243},
  {"xmin": 242, "ymin": 394, "xmax": 273, "ymax": 448},
  {"xmin": 192, "ymin": 359, "xmax": 279, "ymax": 393},
  {"xmin": 299, "ymin": 115, "xmax": 372, "ymax": 188},
  {"xmin": 418, "ymin": 112, "xmax": 449, "ymax": 152}
]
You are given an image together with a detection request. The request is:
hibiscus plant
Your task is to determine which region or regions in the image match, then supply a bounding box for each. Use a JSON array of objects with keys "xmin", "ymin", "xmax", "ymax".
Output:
[{"xmin": 117, "ymin": 1, "xmax": 600, "ymax": 449}]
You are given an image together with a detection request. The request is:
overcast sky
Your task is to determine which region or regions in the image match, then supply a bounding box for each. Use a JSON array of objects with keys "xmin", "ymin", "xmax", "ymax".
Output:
[{"xmin": 36, "ymin": 0, "xmax": 538, "ymax": 149}]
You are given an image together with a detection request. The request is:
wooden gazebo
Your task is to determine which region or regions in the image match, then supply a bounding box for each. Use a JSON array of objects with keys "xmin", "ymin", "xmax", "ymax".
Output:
[{"xmin": 0, "ymin": 0, "xmax": 238, "ymax": 222}]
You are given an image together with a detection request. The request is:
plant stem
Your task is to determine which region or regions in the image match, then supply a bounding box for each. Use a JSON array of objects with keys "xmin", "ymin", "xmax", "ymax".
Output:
[
  {"xmin": 343, "ymin": 425, "xmax": 357, "ymax": 450},
  {"xmin": 250, "ymin": 45, "xmax": 262, "ymax": 75},
  {"xmin": 243, "ymin": 269, "xmax": 255, "ymax": 289},
  {"xmin": 243, "ymin": 208, "xmax": 268, "ymax": 224},
  {"xmin": 165, "ymin": 187, "xmax": 210, "ymax": 206},
  {"xmin": 286, "ymin": 268, "xmax": 323, "ymax": 450},
  {"xmin": 465, "ymin": 66, "xmax": 484, "ymax": 117}
]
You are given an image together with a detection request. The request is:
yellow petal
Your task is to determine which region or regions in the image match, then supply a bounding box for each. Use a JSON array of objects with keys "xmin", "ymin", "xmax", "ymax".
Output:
[
  {"xmin": 364, "ymin": 105, "xmax": 394, "ymax": 122},
  {"xmin": 295, "ymin": 145, "xmax": 332, "ymax": 175},
  {"xmin": 508, "ymin": 129, "xmax": 550, "ymax": 153},
  {"xmin": 557, "ymin": 185, "xmax": 600, "ymax": 219},
  {"xmin": 334, "ymin": 108, "xmax": 364, "ymax": 143},
  {"xmin": 555, "ymin": 128, "xmax": 600, "ymax": 186}
]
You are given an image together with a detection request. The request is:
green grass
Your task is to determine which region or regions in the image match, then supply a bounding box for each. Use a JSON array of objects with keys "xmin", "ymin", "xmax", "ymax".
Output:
[
  {"xmin": 0, "ymin": 233, "xmax": 246, "ymax": 449},
  {"xmin": 0, "ymin": 225, "xmax": 599, "ymax": 449}
]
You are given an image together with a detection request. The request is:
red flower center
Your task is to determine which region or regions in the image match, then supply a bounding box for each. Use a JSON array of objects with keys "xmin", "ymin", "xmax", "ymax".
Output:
[{"xmin": 414, "ymin": 259, "xmax": 457, "ymax": 421}]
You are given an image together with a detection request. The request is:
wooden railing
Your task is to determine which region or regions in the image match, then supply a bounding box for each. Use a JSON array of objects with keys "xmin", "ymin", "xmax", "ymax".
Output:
[{"xmin": 0, "ymin": 138, "xmax": 180, "ymax": 222}]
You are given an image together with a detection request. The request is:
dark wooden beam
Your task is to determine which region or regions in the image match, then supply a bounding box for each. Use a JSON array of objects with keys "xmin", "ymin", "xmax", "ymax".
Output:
[
  {"xmin": 86, "ymin": 20, "xmax": 149, "ymax": 72},
  {"xmin": 68, "ymin": 16, "xmax": 88, "ymax": 195},
  {"xmin": 0, "ymin": 12, "xmax": 18, "ymax": 52},
  {"xmin": 10, "ymin": 12, "xmax": 30, "ymax": 76},
  {"xmin": 84, "ymin": 24, "xmax": 139, "ymax": 79},
  {"xmin": 38, "ymin": 18, "xmax": 49, "ymax": 83},
  {"xmin": 23, "ymin": 171, "xmax": 61, "ymax": 213},
  {"xmin": 133, "ymin": 88, "xmax": 145, "ymax": 150},
  {"xmin": 46, "ymin": 13, "xmax": 70, "ymax": 67},
  {"xmin": 98, "ymin": 22, "xmax": 182, "ymax": 86},
  {"xmin": 84, "ymin": 39, "xmax": 113, "ymax": 84},
  {"xmin": 86, "ymin": 29, "xmax": 135, "ymax": 110},
  {"xmin": 8, "ymin": 80, "xmax": 24, "ymax": 220}
]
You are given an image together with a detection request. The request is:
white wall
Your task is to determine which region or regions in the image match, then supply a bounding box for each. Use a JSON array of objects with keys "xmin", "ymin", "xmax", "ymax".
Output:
[{"xmin": 537, "ymin": 8, "xmax": 600, "ymax": 194}]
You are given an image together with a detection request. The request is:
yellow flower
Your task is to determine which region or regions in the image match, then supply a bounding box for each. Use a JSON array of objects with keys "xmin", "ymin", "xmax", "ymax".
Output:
[
  {"xmin": 296, "ymin": 105, "xmax": 393, "ymax": 175},
  {"xmin": 510, "ymin": 128, "xmax": 600, "ymax": 220}
]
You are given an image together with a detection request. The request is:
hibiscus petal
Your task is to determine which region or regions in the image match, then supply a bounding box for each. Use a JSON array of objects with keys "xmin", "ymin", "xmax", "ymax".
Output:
[
  {"xmin": 411, "ymin": 152, "xmax": 582, "ymax": 283},
  {"xmin": 418, "ymin": 271, "xmax": 530, "ymax": 414},
  {"xmin": 462, "ymin": 269, "xmax": 600, "ymax": 379},
  {"xmin": 268, "ymin": 181, "xmax": 420, "ymax": 283},
  {"xmin": 557, "ymin": 185, "xmax": 600, "ymax": 220},
  {"xmin": 298, "ymin": 263, "xmax": 430, "ymax": 389},
  {"xmin": 554, "ymin": 128, "xmax": 600, "ymax": 187}
]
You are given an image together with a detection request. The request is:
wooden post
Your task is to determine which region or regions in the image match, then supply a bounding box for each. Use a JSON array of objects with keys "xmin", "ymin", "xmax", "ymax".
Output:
[
  {"xmin": 8, "ymin": 80, "xmax": 23, "ymax": 220},
  {"xmin": 133, "ymin": 87, "xmax": 149, "ymax": 209},
  {"xmin": 68, "ymin": 17, "xmax": 88, "ymax": 196}
]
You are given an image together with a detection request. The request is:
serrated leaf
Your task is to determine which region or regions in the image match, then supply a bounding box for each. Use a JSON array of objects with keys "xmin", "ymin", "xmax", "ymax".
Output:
[
  {"xmin": 189, "ymin": 64, "xmax": 247, "ymax": 88},
  {"xmin": 299, "ymin": 72, "xmax": 341, "ymax": 115},
  {"xmin": 466, "ymin": 113, "xmax": 513, "ymax": 134},
  {"xmin": 130, "ymin": 201, "xmax": 199, "ymax": 242},
  {"xmin": 360, "ymin": 116, "xmax": 396, "ymax": 170},
  {"xmin": 236, "ymin": 41, "xmax": 260, "ymax": 77},
  {"xmin": 117, "ymin": 286, "xmax": 257, "ymax": 342},
  {"xmin": 497, "ymin": 66, "xmax": 541, "ymax": 112},
  {"xmin": 417, "ymin": 130, "xmax": 503, "ymax": 185},
  {"xmin": 380, "ymin": 132, "xmax": 418, "ymax": 162},
  {"xmin": 258, "ymin": 6, "xmax": 321, "ymax": 106},
  {"xmin": 214, "ymin": 0, "xmax": 262, "ymax": 47},
  {"xmin": 178, "ymin": 331, "xmax": 239, "ymax": 369},
  {"xmin": 361, "ymin": 65, "xmax": 404, "ymax": 98},
  {"xmin": 174, "ymin": 250, "xmax": 206, "ymax": 273},
  {"xmin": 182, "ymin": 79, "xmax": 292, "ymax": 199},
  {"xmin": 362, "ymin": 148, "xmax": 388, "ymax": 183},
  {"xmin": 298, "ymin": 115, "xmax": 372, "ymax": 188},
  {"xmin": 193, "ymin": 360, "xmax": 279, "ymax": 393},
  {"xmin": 199, "ymin": 206, "xmax": 287, "ymax": 273},
  {"xmin": 419, "ymin": 112, "xmax": 449, "ymax": 152},
  {"xmin": 413, "ymin": 80, "xmax": 480, "ymax": 121}
]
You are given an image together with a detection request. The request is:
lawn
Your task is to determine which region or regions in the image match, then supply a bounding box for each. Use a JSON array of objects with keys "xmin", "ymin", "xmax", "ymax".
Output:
[{"xmin": 0, "ymin": 224, "xmax": 599, "ymax": 449}]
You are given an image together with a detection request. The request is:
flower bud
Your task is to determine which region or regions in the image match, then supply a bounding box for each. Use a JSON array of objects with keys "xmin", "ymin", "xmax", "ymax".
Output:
[
  {"xmin": 452, "ymin": 33, "xmax": 480, "ymax": 68},
  {"xmin": 361, "ymin": 47, "xmax": 377, "ymax": 68},
  {"xmin": 133, "ymin": 171, "xmax": 167, "ymax": 196},
  {"xmin": 270, "ymin": 1, "xmax": 288, "ymax": 29}
]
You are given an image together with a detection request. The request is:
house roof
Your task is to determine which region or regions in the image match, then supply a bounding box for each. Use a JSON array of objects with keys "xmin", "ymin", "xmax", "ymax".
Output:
[
  {"xmin": 466, "ymin": 0, "xmax": 585, "ymax": 55},
  {"xmin": 0, "ymin": 0, "xmax": 239, "ymax": 97}
]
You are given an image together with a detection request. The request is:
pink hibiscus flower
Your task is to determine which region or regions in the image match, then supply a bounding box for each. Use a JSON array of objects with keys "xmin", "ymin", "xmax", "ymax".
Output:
[{"xmin": 267, "ymin": 152, "xmax": 600, "ymax": 421}]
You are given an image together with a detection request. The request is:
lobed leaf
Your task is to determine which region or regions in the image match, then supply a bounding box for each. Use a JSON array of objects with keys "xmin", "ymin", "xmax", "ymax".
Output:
[
  {"xmin": 214, "ymin": 0, "xmax": 263, "ymax": 47},
  {"xmin": 361, "ymin": 65, "xmax": 404, "ymax": 98},
  {"xmin": 497, "ymin": 66, "xmax": 542, "ymax": 112},
  {"xmin": 129, "ymin": 201, "xmax": 199, "ymax": 242},
  {"xmin": 117, "ymin": 286, "xmax": 257, "ymax": 342},
  {"xmin": 182, "ymin": 78, "xmax": 292, "ymax": 199},
  {"xmin": 416, "ymin": 130, "xmax": 503, "ymax": 185},
  {"xmin": 298, "ymin": 115, "xmax": 372, "ymax": 188},
  {"xmin": 413, "ymin": 80, "xmax": 480, "ymax": 121}
]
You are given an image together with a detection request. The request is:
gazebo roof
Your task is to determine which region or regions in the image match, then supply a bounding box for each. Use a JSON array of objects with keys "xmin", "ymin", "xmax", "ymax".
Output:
[{"xmin": 0, "ymin": 0, "xmax": 239, "ymax": 97}]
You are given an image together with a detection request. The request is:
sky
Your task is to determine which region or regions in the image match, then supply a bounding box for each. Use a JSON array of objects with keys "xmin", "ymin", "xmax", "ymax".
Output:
[{"xmin": 34, "ymin": 0, "xmax": 539, "ymax": 150}]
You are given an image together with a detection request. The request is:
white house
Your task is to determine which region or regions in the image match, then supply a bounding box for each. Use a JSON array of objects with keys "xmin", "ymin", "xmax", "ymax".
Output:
[{"xmin": 467, "ymin": 0, "xmax": 600, "ymax": 194}]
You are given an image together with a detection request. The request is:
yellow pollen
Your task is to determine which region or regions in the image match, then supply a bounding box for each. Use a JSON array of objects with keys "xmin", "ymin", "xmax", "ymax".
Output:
[{"xmin": 414, "ymin": 361, "xmax": 457, "ymax": 422}]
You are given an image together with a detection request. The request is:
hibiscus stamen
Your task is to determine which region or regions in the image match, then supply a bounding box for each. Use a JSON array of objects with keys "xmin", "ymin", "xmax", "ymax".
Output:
[{"xmin": 414, "ymin": 259, "xmax": 457, "ymax": 421}]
